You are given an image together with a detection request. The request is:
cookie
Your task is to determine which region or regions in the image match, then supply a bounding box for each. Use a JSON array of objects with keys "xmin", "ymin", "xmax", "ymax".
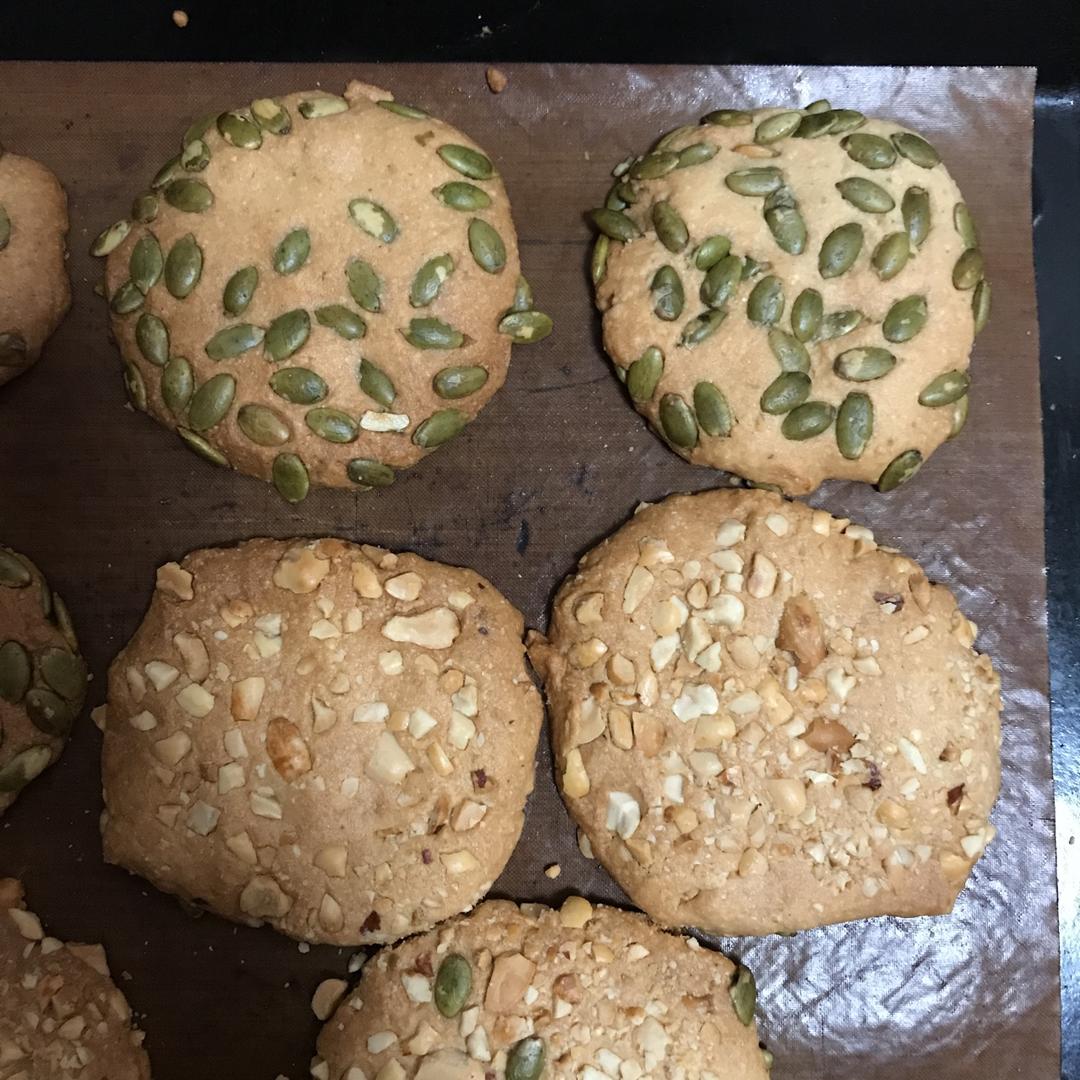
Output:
[
  {"xmin": 528, "ymin": 490, "xmax": 1002, "ymax": 936},
  {"xmin": 100, "ymin": 538, "xmax": 543, "ymax": 945},
  {"xmin": 96, "ymin": 81, "xmax": 550, "ymax": 503},
  {"xmin": 0, "ymin": 143, "xmax": 71, "ymax": 387},
  {"xmin": 313, "ymin": 898, "xmax": 771, "ymax": 1080},
  {"xmin": 0, "ymin": 546, "xmax": 88, "ymax": 815},
  {"xmin": 0, "ymin": 878, "xmax": 151, "ymax": 1079},
  {"xmin": 589, "ymin": 101, "xmax": 988, "ymax": 495}
]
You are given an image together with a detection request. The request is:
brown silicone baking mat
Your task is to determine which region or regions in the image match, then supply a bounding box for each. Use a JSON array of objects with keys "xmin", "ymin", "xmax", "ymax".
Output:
[{"xmin": 0, "ymin": 62, "xmax": 1055, "ymax": 1078}]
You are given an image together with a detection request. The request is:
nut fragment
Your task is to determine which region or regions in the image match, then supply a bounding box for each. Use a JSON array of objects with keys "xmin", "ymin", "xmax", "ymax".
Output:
[
  {"xmin": 559, "ymin": 895, "xmax": 593, "ymax": 928},
  {"xmin": 273, "ymin": 546, "xmax": 330, "ymax": 594},
  {"xmin": 777, "ymin": 593, "xmax": 826, "ymax": 674},
  {"xmin": 231, "ymin": 676, "xmax": 265, "ymax": 720},
  {"xmin": 266, "ymin": 717, "xmax": 312, "ymax": 781},
  {"xmin": 382, "ymin": 607, "xmax": 460, "ymax": 649},
  {"xmin": 156, "ymin": 561, "xmax": 194, "ymax": 600},
  {"xmin": 485, "ymin": 952, "xmax": 536, "ymax": 1013},
  {"xmin": 312, "ymin": 978, "xmax": 349, "ymax": 1020}
]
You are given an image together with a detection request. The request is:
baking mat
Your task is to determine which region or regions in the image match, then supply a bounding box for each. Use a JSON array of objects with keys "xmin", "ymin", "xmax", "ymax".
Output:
[{"xmin": 0, "ymin": 63, "xmax": 1054, "ymax": 1078}]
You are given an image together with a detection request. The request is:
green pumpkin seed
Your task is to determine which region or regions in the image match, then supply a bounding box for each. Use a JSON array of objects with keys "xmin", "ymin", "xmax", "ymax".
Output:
[
  {"xmin": 0, "ymin": 641, "xmax": 31, "ymax": 703},
  {"xmin": 767, "ymin": 328, "xmax": 811, "ymax": 372},
  {"xmin": 0, "ymin": 550, "xmax": 31, "ymax": 588},
  {"xmin": 298, "ymin": 95, "xmax": 349, "ymax": 119},
  {"xmin": 205, "ymin": 323, "xmax": 264, "ymax": 360},
  {"xmin": 468, "ymin": 219, "xmax": 506, "ymax": 273},
  {"xmin": 38, "ymin": 647, "xmax": 86, "ymax": 701},
  {"xmin": 793, "ymin": 111, "xmax": 836, "ymax": 139},
  {"xmin": 700, "ymin": 255, "xmax": 742, "ymax": 310},
  {"xmin": 878, "ymin": 449, "xmax": 923, "ymax": 491},
  {"xmin": 629, "ymin": 151, "xmax": 679, "ymax": 179},
  {"xmin": 919, "ymin": 369, "xmax": 971, "ymax": 407},
  {"xmin": 223, "ymin": 266, "xmax": 259, "ymax": 315},
  {"xmin": 409, "ymin": 254, "xmax": 455, "ymax": 307},
  {"xmin": 805, "ymin": 98, "xmax": 831, "ymax": 114},
  {"xmin": 90, "ymin": 219, "xmax": 131, "ymax": 257},
  {"xmin": 604, "ymin": 182, "xmax": 628, "ymax": 211},
  {"xmin": 730, "ymin": 966, "xmax": 757, "ymax": 1026},
  {"xmin": 787, "ymin": 291, "xmax": 824, "ymax": 345},
  {"xmin": 135, "ymin": 313, "xmax": 169, "ymax": 366},
  {"xmin": 178, "ymin": 427, "xmax": 230, "ymax": 467},
  {"xmin": 26, "ymin": 687, "xmax": 76, "ymax": 736},
  {"xmin": 164, "ymin": 233, "xmax": 204, "ymax": 299},
  {"xmin": 835, "ymin": 347, "xmax": 896, "ymax": 381},
  {"xmin": 954, "ymin": 202, "xmax": 979, "ymax": 248},
  {"xmin": 702, "ymin": 108, "xmax": 753, "ymax": 126},
  {"xmin": 659, "ymin": 393, "xmax": 698, "ymax": 448},
  {"xmin": 129, "ymin": 233, "xmax": 164, "ymax": 293},
  {"xmin": 591, "ymin": 235, "xmax": 610, "ymax": 287},
  {"xmin": 434, "ymin": 181, "xmax": 492, "ymax": 211},
  {"xmin": 164, "ymin": 178, "xmax": 214, "ymax": 213},
  {"xmin": 122, "ymin": 362, "xmax": 146, "ymax": 409},
  {"xmin": 760, "ymin": 370, "xmax": 811, "ymax": 414},
  {"xmin": 653, "ymin": 125, "xmax": 696, "ymax": 152},
  {"xmin": 892, "ymin": 131, "xmax": 940, "ymax": 168},
  {"xmin": 902, "ymin": 187, "xmax": 931, "ymax": 248},
  {"xmin": 162, "ymin": 356, "xmax": 194, "ymax": 414},
  {"xmin": 498, "ymin": 310, "xmax": 553, "ymax": 343},
  {"xmin": 188, "ymin": 373, "xmax": 236, "ymax": 431},
  {"xmin": 651, "ymin": 265, "xmax": 684, "ymax": 322},
  {"xmin": 437, "ymin": 144, "xmax": 494, "ymax": 180},
  {"xmin": 510, "ymin": 275, "xmax": 533, "ymax": 313},
  {"xmin": 346, "ymin": 458, "xmax": 396, "ymax": 488},
  {"xmin": 949, "ymin": 394, "xmax": 970, "ymax": 438},
  {"xmin": 346, "ymin": 258, "xmax": 382, "ymax": 313},
  {"xmin": 871, "ymin": 232, "xmax": 910, "ymax": 280},
  {"xmin": 829, "ymin": 109, "xmax": 866, "ymax": 134},
  {"xmin": 0, "ymin": 746, "xmax": 52, "ymax": 793},
  {"xmin": 237, "ymin": 403, "xmax": 291, "ymax": 446},
  {"xmin": 764, "ymin": 187, "xmax": 807, "ymax": 255},
  {"xmin": 272, "ymin": 453, "xmax": 309, "ymax": 503},
  {"xmin": 755, "ymin": 111, "xmax": 802, "ymax": 144},
  {"xmin": 725, "ymin": 167, "xmax": 783, "ymax": 196},
  {"xmin": 676, "ymin": 142, "xmax": 717, "ymax": 168},
  {"xmin": 434, "ymin": 365, "xmax": 489, "ymax": 399},
  {"xmin": 835, "ymin": 176, "xmax": 895, "ymax": 214},
  {"xmin": 413, "ymin": 409, "xmax": 467, "ymax": 447},
  {"xmin": 52, "ymin": 595, "xmax": 77, "ymax": 652},
  {"xmin": 842, "ymin": 133, "xmax": 897, "ymax": 169},
  {"xmin": 0, "ymin": 331, "xmax": 26, "ymax": 366},
  {"xmin": 349, "ymin": 199, "xmax": 397, "ymax": 243},
  {"xmin": 680, "ymin": 309, "xmax": 727, "ymax": 347},
  {"xmin": 742, "ymin": 256, "xmax": 769, "ymax": 279},
  {"xmin": 836, "ymin": 391, "xmax": 874, "ymax": 460},
  {"xmin": 306, "ymin": 407, "xmax": 358, "ymax": 444},
  {"xmin": 589, "ymin": 208, "xmax": 640, "ymax": 243},
  {"xmin": 747, "ymin": 275, "xmax": 784, "ymax": 326},
  {"xmin": 264, "ymin": 309, "xmax": 311, "ymax": 363},
  {"xmin": 651, "ymin": 201, "xmax": 689, "ymax": 253},
  {"xmin": 818, "ymin": 223, "xmax": 863, "ymax": 278},
  {"xmin": 151, "ymin": 156, "xmax": 183, "ymax": 190},
  {"xmin": 270, "ymin": 366, "xmax": 328, "ymax": 405},
  {"xmin": 781, "ymin": 400, "xmax": 835, "ymax": 440},
  {"xmin": 403, "ymin": 318, "xmax": 465, "ymax": 350},
  {"xmin": 358, "ymin": 359, "xmax": 396, "ymax": 407},
  {"xmin": 952, "ymin": 248, "xmax": 984, "ymax": 290},
  {"xmin": 972, "ymin": 280, "xmax": 991, "ymax": 334},
  {"xmin": 273, "ymin": 228, "xmax": 311, "ymax": 275},
  {"xmin": 251, "ymin": 97, "xmax": 292, "ymax": 134},
  {"xmin": 377, "ymin": 99, "xmax": 428, "ymax": 120},
  {"xmin": 506, "ymin": 1037, "xmax": 546, "ymax": 1080},
  {"xmin": 110, "ymin": 281, "xmax": 144, "ymax": 315},
  {"xmin": 693, "ymin": 382, "xmax": 732, "ymax": 437},
  {"xmin": 694, "ymin": 235, "xmax": 731, "ymax": 270},
  {"xmin": 883, "ymin": 295, "xmax": 928, "ymax": 343},
  {"xmin": 181, "ymin": 113, "xmax": 216, "ymax": 147},
  {"xmin": 627, "ymin": 347, "xmax": 663, "ymax": 402},
  {"xmin": 315, "ymin": 304, "xmax": 367, "ymax": 340},
  {"xmin": 180, "ymin": 138, "xmax": 210, "ymax": 171}
]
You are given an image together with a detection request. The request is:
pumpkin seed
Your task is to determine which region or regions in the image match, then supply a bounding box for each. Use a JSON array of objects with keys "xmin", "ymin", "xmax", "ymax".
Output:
[
  {"xmin": 498, "ymin": 310, "xmax": 553, "ymax": 343},
  {"xmin": 26, "ymin": 688, "xmax": 76, "ymax": 737},
  {"xmin": 52, "ymin": 594, "xmax": 78, "ymax": 652},
  {"xmin": 604, "ymin": 183, "xmax": 627, "ymax": 213},
  {"xmin": 164, "ymin": 178, "xmax": 214, "ymax": 213},
  {"xmin": 270, "ymin": 366, "xmax": 328, "ymax": 405},
  {"xmin": 152, "ymin": 156, "xmax": 183, "ymax": 190},
  {"xmin": 651, "ymin": 265, "xmax": 684, "ymax": 322},
  {"xmin": 434, "ymin": 365, "xmax": 489, "ymax": 398},
  {"xmin": 90, "ymin": 219, "xmax": 131, "ymax": 257},
  {"xmin": 306, "ymin": 407, "xmax": 358, "ymax": 444},
  {"xmin": 181, "ymin": 113, "xmax": 216, "ymax": 147},
  {"xmin": 747, "ymin": 275, "xmax": 784, "ymax": 326},
  {"xmin": 835, "ymin": 347, "xmax": 896, "ymax": 381},
  {"xmin": 681, "ymin": 309, "xmax": 727, "ymax": 347},
  {"xmin": 793, "ymin": 111, "xmax": 836, "ymax": 139},
  {"xmin": 692, "ymin": 382, "xmax": 732, "ymax": 437},
  {"xmin": 919, "ymin": 369, "xmax": 970, "ymax": 407},
  {"xmin": 767, "ymin": 328, "xmax": 810, "ymax": 372},
  {"xmin": 0, "ymin": 746, "xmax": 52, "ymax": 793},
  {"xmin": 700, "ymin": 255, "xmax": 742, "ymax": 309},
  {"xmin": 377, "ymin": 99, "xmax": 428, "ymax": 119},
  {"xmin": 510, "ymin": 275, "xmax": 533, "ymax": 313},
  {"xmin": 506, "ymin": 1037, "xmax": 546, "ymax": 1080},
  {"xmin": 892, "ymin": 131, "xmax": 940, "ymax": 168},
  {"xmin": 315, "ymin": 304, "xmax": 366, "ymax": 340},
  {"xmin": 413, "ymin": 409, "xmax": 467, "ymax": 447},
  {"xmin": 178, "ymin": 427, "xmax": 229, "ymax": 467},
  {"xmin": 434, "ymin": 181, "xmax": 492, "ymax": 211},
  {"xmin": 410, "ymin": 254, "xmax": 455, "ymax": 307},
  {"xmin": 902, "ymin": 187, "xmax": 931, "ymax": 248},
  {"xmin": 791, "ymin": 289, "xmax": 824, "ymax": 342},
  {"xmin": 694, "ymin": 235, "xmax": 731, "ymax": 271},
  {"xmin": 298, "ymin": 96, "xmax": 349, "ymax": 119},
  {"xmin": 818, "ymin": 223, "xmax": 863, "ymax": 278},
  {"xmin": 612, "ymin": 180, "xmax": 636, "ymax": 206},
  {"xmin": 237, "ymin": 404, "xmax": 291, "ymax": 446},
  {"xmin": 742, "ymin": 256, "xmax": 768, "ymax": 279},
  {"xmin": 952, "ymin": 248, "xmax": 984, "ymax": 290},
  {"xmin": 220, "ymin": 266, "xmax": 258, "ymax": 316},
  {"xmin": 162, "ymin": 356, "xmax": 194, "ymax": 414},
  {"xmin": 438, "ymin": 144, "xmax": 494, "ymax": 180},
  {"xmin": 954, "ymin": 202, "xmax": 979, "ymax": 248},
  {"xmin": 358, "ymin": 359, "xmax": 396, "ymax": 407},
  {"xmin": 349, "ymin": 199, "xmax": 397, "ymax": 243},
  {"xmin": 272, "ymin": 453, "xmax": 309, "ymax": 503},
  {"xmin": 188, "ymin": 373, "xmax": 236, "ymax": 431},
  {"xmin": 676, "ymin": 142, "xmax": 717, "ymax": 168},
  {"xmin": 781, "ymin": 400, "xmax": 835, "ymax": 440},
  {"xmin": 659, "ymin": 393, "xmax": 698, "ymax": 448},
  {"xmin": 273, "ymin": 228, "xmax": 311, "ymax": 275},
  {"xmin": 110, "ymin": 281, "xmax": 144, "ymax": 315},
  {"xmin": 805, "ymin": 98, "xmax": 831, "ymax": 114},
  {"xmin": 829, "ymin": 109, "xmax": 866, "ymax": 134},
  {"xmin": 403, "ymin": 318, "xmax": 465, "ymax": 350},
  {"xmin": 346, "ymin": 458, "xmax": 396, "ymax": 488},
  {"xmin": 38, "ymin": 647, "xmax": 86, "ymax": 701},
  {"xmin": 972, "ymin": 280, "xmax": 991, "ymax": 334},
  {"xmin": 871, "ymin": 231, "xmax": 910, "ymax": 280},
  {"xmin": 164, "ymin": 233, "xmax": 203, "ymax": 299},
  {"xmin": 122, "ymin": 362, "xmax": 146, "ymax": 409},
  {"xmin": 725, "ymin": 167, "xmax": 783, "ymax": 196},
  {"xmin": 0, "ymin": 332, "xmax": 25, "ymax": 369},
  {"xmin": 702, "ymin": 108, "xmax": 753, "ymax": 126},
  {"xmin": 0, "ymin": 550, "xmax": 31, "ymax": 587},
  {"xmin": 0, "ymin": 641, "xmax": 31, "ymax": 703},
  {"xmin": 629, "ymin": 151, "xmax": 679, "ymax": 179},
  {"xmin": 627, "ymin": 347, "xmax": 663, "ymax": 401},
  {"xmin": 346, "ymin": 258, "xmax": 382, "ymax": 313},
  {"xmin": 205, "ymin": 323, "xmax": 264, "ymax": 360},
  {"xmin": 755, "ymin": 111, "xmax": 802, "ymax": 144},
  {"xmin": 949, "ymin": 394, "xmax": 970, "ymax": 438},
  {"xmin": 729, "ymin": 966, "xmax": 757, "ymax": 1026},
  {"xmin": 835, "ymin": 176, "xmax": 895, "ymax": 214},
  {"xmin": 591, "ymin": 235, "xmax": 610, "ymax": 287},
  {"xmin": 841, "ymin": 133, "xmax": 896, "ymax": 169},
  {"xmin": 878, "ymin": 449, "xmax": 923, "ymax": 491},
  {"xmin": 468, "ymin": 219, "xmax": 506, "ymax": 273},
  {"xmin": 883, "ymin": 295, "xmax": 927, "ymax": 343},
  {"xmin": 836, "ymin": 391, "xmax": 873, "ymax": 459},
  {"xmin": 589, "ymin": 208, "xmax": 640, "ymax": 243},
  {"xmin": 136, "ymin": 313, "xmax": 169, "ymax": 366},
  {"xmin": 180, "ymin": 138, "xmax": 210, "ymax": 171},
  {"xmin": 760, "ymin": 371, "xmax": 810, "ymax": 414},
  {"xmin": 764, "ymin": 187, "xmax": 806, "ymax": 255},
  {"xmin": 265, "ymin": 309, "xmax": 311, "ymax": 362},
  {"xmin": 652, "ymin": 201, "xmax": 688, "ymax": 253},
  {"xmin": 251, "ymin": 97, "xmax": 292, "ymax": 134},
  {"xmin": 129, "ymin": 234, "xmax": 163, "ymax": 293}
]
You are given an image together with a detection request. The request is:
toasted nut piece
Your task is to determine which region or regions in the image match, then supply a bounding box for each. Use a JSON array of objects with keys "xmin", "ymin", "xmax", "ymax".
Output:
[
  {"xmin": 273, "ymin": 546, "xmax": 330, "ymax": 594},
  {"xmin": 484, "ymin": 952, "xmax": 536, "ymax": 1013},
  {"xmin": 559, "ymin": 895, "xmax": 593, "ymax": 928},
  {"xmin": 173, "ymin": 632, "xmax": 210, "ymax": 682},
  {"xmin": 574, "ymin": 592, "xmax": 605, "ymax": 624},
  {"xmin": 777, "ymin": 593, "xmax": 826, "ymax": 674},
  {"xmin": 562, "ymin": 747, "xmax": 590, "ymax": 797},
  {"xmin": 802, "ymin": 717, "xmax": 856, "ymax": 753},
  {"xmin": 382, "ymin": 607, "xmax": 460, "ymax": 649},
  {"xmin": 312, "ymin": 978, "xmax": 348, "ymax": 1020},
  {"xmin": 266, "ymin": 717, "xmax": 312, "ymax": 781},
  {"xmin": 156, "ymin": 561, "xmax": 194, "ymax": 600}
]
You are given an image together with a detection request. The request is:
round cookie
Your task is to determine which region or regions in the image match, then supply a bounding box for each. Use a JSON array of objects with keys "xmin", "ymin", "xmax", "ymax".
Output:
[
  {"xmin": 100, "ymin": 538, "xmax": 543, "ymax": 945},
  {"xmin": 0, "ymin": 143, "xmax": 71, "ymax": 387},
  {"xmin": 0, "ymin": 878, "xmax": 151, "ymax": 1079},
  {"xmin": 0, "ymin": 546, "xmax": 88, "ymax": 815},
  {"xmin": 528, "ymin": 490, "xmax": 1002, "ymax": 936},
  {"xmin": 314, "ymin": 898, "xmax": 771, "ymax": 1080},
  {"xmin": 589, "ymin": 101, "xmax": 989, "ymax": 495},
  {"xmin": 95, "ymin": 81, "xmax": 550, "ymax": 502}
]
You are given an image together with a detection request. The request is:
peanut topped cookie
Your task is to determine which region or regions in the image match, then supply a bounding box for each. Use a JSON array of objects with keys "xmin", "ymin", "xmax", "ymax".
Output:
[
  {"xmin": 589, "ymin": 101, "xmax": 988, "ymax": 494},
  {"xmin": 529, "ymin": 490, "xmax": 1002, "ymax": 936},
  {"xmin": 95, "ymin": 81, "xmax": 550, "ymax": 502},
  {"xmin": 314, "ymin": 899, "xmax": 771, "ymax": 1080},
  {"xmin": 100, "ymin": 538, "xmax": 543, "ymax": 945}
]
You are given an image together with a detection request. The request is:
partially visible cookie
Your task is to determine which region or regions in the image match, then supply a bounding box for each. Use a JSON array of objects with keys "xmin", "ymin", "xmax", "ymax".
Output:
[
  {"xmin": 528, "ymin": 489, "xmax": 1002, "ymax": 936},
  {"xmin": 314, "ymin": 898, "xmax": 771, "ymax": 1080},
  {"xmin": 0, "ymin": 143, "xmax": 71, "ymax": 387},
  {"xmin": 0, "ymin": 878, "xmax": 152, "ymax": 1079},
  {"xmin": 0, "ymin": 546, "xmax": 88, "ymax": 815},
  {"xmin": 101, "ymin": 538, "xmax": 543, "ymax": 945}
]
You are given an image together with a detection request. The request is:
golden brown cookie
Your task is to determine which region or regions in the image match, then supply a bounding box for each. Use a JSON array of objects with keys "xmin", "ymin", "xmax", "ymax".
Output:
[
  {"xmin": 0, "ymin": 878, "xmax": 151, "ymax": 1079},
  {"xmin": 528, "ymin": 490, "xmax": 1002, "ymax": 936},
  {"xmin": 0, "ymin": 546, "xmax": 88, "ymax": 815},
  {"xmin": 313, "ymin": 898, "xmax": 771, "ymax": 1080},
  {"xmin": 101, "ymin": 538, "xmax": 543, "ymax": 945},
  {"xmin": 0, "ymin": 144, "xmax": 71, "ymax": 386},
  {"xmin": 589, "ymin": 102, "xmax": 988, "ymax": 495},
  {"xmin": 96, "ymin": 81, "xmax": 550, "ymax": 502}
]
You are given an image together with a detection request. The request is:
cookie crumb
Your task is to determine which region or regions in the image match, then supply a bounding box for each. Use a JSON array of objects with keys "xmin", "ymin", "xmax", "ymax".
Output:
[
  {"xmin": 172, "ymin": 9, "xmax": 189, "ymax": 27},
  {"xmin": 544, "ymin": 863, "xmax": 561, "ymax": 879},
  {"xmin": 486, "ymin": 67, "xmax": 508, "ymax": 94}
]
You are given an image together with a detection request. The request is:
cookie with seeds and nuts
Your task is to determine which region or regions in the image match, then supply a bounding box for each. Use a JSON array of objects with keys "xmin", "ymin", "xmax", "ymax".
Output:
[
  {"xmin": 528, "ymin": 489, "xmax": 1002, "ymax": 936},
  {"xmin": 589, "ymin": 100, "xmax": 988, "ymax": 495},
  {"xmin": 0, "ymin": 878, "xmax": 152, "ymax": 1079},
  {"xmin": 0, "ymin": 143, "xmax": 71, "ymax": 387},
  {"xmin": 0, "ymin": 546, "xmax": 88, "ymax": 815},
  {"xmin": 313, "ymin": 898, "xmax": 771, "ymax": 1080},
  {"xmin": 95, "ymin": 81, "xmax": 550, "ymax": 503},
  {"xmin": 100, "ymin": 538, "xmax": 543, "ymax": 945}
]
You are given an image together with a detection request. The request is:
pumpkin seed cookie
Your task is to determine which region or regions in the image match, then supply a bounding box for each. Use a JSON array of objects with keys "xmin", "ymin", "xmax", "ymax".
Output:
[
  {"xmin": 0, "ymin": 143, "xmax": 71, "ymax": 387},
  {"xmin": 100, "ymin": 538, "xmax": 543, "ymax": 945},
  {"xmin": 528, "ymin": 490, "xmax": 1002, "ymax": 936},
  {"xmin": 95, "ymin": 81, "xmax": 550, "ymax": 502},
  {"xmin": 589, "ymin": 101, "xmax": 989, "ymax": 495},
  {"xmin": 0, "ymin": 546, "xmax": 88, "ymax": 815},
  {"xmin": 313, "ymin": 898, "xmax": 771, "ymax": 1080},
  {"xmin": 0, "ymin": 878, "xmax": 152, "ymax": 1079}
]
